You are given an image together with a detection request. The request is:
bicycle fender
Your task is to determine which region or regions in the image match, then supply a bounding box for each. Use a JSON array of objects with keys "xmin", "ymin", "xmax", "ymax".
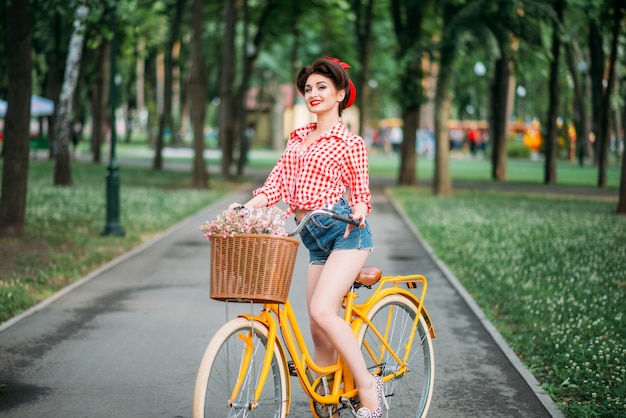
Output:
[
  {"xmin": 361, "ymin": 288, "xmax": 436, "ymax": 339},
  {"xmin": 237, "ymin": 312, "xmax": 269, "ymax": 326},
  {"xmin": 419, "ymin": 305, "xmax": 436, "ymax": 338}
]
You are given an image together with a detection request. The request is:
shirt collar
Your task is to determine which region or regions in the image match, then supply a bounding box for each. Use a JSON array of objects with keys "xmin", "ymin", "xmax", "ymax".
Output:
[
  {"xmin": 293, "ymin": 123, "xmax": 317, "ymax": 142},
  {"xmin": 293, "ymin": 121, "xmax": 355, "ymax": 144}
]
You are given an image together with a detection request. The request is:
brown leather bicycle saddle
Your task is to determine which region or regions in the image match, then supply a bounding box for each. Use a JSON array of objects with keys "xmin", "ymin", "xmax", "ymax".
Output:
[{"xmin": 356, "ymin": 266, "xmax": 382, "ymax": 286}]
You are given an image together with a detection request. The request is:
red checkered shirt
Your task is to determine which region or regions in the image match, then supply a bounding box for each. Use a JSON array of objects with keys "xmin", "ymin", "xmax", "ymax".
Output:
[{"xmin": 254, "ymin": 121, "xmax": 371, "ymax": 217}]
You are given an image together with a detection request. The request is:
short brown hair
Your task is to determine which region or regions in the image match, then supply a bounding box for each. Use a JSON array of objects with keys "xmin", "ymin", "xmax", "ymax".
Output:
[{"xmin": 296, "ymin": 58, "xmax": 351, "ymax": 115}]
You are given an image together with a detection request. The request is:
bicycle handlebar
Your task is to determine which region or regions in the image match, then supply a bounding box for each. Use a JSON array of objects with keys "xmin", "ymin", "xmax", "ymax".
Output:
[
  {"xmin": 233, "ymin": 205, "xmax": 361, "ymax": 237},
  {"xmin": 287, "ymin": 208, "xmax": 361, "ymax": 237}
]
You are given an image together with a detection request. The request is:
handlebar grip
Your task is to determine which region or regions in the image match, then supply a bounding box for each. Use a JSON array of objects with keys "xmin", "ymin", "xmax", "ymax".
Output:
[{"xmin": 330, "ymin": 212, "xmax": 361, "ymax": 227}]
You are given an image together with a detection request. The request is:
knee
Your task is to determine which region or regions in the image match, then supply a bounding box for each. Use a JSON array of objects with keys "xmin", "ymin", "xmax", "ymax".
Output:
[{"xmin": 309, "ymin": 305, "xmax": 330, "ymax": 330}]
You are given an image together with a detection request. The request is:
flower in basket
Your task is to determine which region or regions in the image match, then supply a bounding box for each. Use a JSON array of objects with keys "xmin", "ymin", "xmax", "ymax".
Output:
[{"xmin": 200, "ymin": 206, "xmax": 288, "ymax": 240}]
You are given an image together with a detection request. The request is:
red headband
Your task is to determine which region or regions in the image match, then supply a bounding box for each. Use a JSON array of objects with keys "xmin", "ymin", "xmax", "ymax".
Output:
[{"xmin": 325, "ymin": 56, "xmax": 356, "ymax": 109}]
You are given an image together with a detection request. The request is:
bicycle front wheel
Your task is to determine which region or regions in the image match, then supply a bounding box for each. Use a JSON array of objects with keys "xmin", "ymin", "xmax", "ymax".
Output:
[
  {"xmin": 357, "ymin": 294, "xmax": 435, "ymax": 418},
  {"xmin": 193, "ymin": 317, "xmax": 288, "ymax": 418}
]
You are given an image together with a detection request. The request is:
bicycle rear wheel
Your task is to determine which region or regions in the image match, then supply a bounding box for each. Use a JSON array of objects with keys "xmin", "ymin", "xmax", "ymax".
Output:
[
  {"xmin": 193, "ymin": 317, "xmax": 288, "ymax": 418},
  {"xmin": 357, "ymin": 294, "xmax": 435, "ymax": 418}
]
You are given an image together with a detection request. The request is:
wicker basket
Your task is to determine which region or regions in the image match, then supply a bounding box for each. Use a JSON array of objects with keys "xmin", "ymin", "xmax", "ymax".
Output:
[{"xmin": 209, "ymin": 234, "xmax": 299, "ymax": 304}]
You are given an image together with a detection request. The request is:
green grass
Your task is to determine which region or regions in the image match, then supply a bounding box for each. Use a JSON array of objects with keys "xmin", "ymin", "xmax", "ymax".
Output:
[
  {"xmin": 390, "ymin": 187, "xmax": 626, "ymax": 417},
  {"xmin": 0, "ymin": 160, "xmax": 231, "ymax": 323},
  {"xmin": 367, "ymin": 155, "xmax": 621, "ymax": 188}
]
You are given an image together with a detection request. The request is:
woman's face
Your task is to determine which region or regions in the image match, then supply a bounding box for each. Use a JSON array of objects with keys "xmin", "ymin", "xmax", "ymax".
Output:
[{"xmin": 303, "ymin": 73, "xmax": 345, "ymax": 115}]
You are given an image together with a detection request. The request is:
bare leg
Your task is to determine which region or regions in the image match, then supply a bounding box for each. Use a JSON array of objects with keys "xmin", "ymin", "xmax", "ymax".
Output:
[
  {"xmin": 306, "ymin": 249, "xmax": 378, "ymax": 411},
  {"xmin": 306, "ymin": 263, "xmax": 338, "ymax": 367}
]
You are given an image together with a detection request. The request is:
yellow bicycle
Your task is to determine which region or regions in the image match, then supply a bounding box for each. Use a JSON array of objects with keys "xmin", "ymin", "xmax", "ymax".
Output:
[{"xmin": 193, "ymin": 208, "xmax": 436, "ymax": 417}]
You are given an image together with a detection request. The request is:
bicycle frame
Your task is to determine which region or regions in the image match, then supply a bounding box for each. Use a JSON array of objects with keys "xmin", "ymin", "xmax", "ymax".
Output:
[{"xmin": 235, "ymin": 273, "xmax": 435, "ymax": 415}]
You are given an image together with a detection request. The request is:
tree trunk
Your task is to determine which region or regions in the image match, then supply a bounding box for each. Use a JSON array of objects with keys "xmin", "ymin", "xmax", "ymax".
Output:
[
  {"xmin": 144, "ymin": 52, "xmax": 158, "ymax": 147},
  {"xmin": 153, "ymin": 0, "xmax": 185, "ymax": 170},
  {"xmin": 135, "ymin": 43, "xmax": 146, "ymax": 140},
  {"xmin": 53, "ymin": 3, "xmax": 89, "ymax": 186},
  {"xmin": 611, "ymin": 92, "xmax": 621, "ymax": 163},
  {"xmin": 90, "ymin": 41, "xmax": 110, "ymax": 164},
  {"xmin": 177, "ymin": 63, "xmax": 188, "ymax": 147},
  {"xmin": 353, "ymin": 0, "xmax": 374, "ymax": 137},
  {"xmin": 588, "ymin": 22, "xmax": 604, "ymax": 167},
  {"xmin": 219, "ymin": 0, "xmax": 237, "ymax": 178},
  {"xmin": 564, "ymin": 39, "xmax": 589, "ymax": 166},
  {"xmin": 289, "ymin": 28, "xmax": 300, "ymax": 139},
  {"xmin": 489, "ymin": 56, "xmax": 511, "ymax": 180},
  {"xmin": 45, "ymin": 11, "xmax": 65, "ymax": 161},
  {"xmin": 398, "ymin": 108, "xmax": 418, "ymax": 185},
  {"xmin": 597, "ymin": 3, "xmax": 622, "ymax": 188},
  {"xmin": 0, "ymin": 0, "xmax": 32, "ymax": 237},
  {"xmin": 124, "ymin": 44, "xmax": 139, "ymax": 143},
  {"xmin": 190, "ymin": 0, "xmax": 208, "ymax": 189},
  {"xmin": 618, "ymin": 132, "xmax": 626, "ymax": 214},
  {"xmin": 433, "ymin": 72, "xmax": 452, "ymax": 196},
  {"xmin": 544, "ymin": 0, "xmax": 563, "ymax": 185},
  {"xmin": 432, "ymin": 2, "xmax": 458, "ymax": 196},
  {"xmin": 270, "ymin": 77, "xmax": 284, "ymax": 150},
  {"xmin": 390, "ymin": 0, "xmax": 426, "ymax": 186},
  {"xmin": 234, "ymin": 0, "xmax": 278, "ymax": 175},
  {"xmin": 235, "ymin": 0, "xmax": 251, "ymax": 176}
]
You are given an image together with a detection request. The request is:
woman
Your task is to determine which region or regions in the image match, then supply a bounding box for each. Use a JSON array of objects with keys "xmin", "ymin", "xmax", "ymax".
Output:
[{"xmin": 231, "ymin": 57, "xmax": 382, "ymax": 417}]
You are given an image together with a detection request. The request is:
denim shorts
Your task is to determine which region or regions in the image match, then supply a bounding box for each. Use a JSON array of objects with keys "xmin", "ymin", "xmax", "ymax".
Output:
[{"xmin": 297, "ymin": 199, "xmax": 374, "ymax": 265}]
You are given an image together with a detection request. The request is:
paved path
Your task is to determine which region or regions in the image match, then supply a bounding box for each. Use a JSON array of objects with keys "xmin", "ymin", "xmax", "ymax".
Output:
[{"xmin": 0, "ymin": 180, "xmax": 564, "ymax": 417}]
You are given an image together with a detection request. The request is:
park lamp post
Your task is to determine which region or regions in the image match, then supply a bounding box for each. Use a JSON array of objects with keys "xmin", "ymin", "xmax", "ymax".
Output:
[
  {"xmin": 101, "ymin": 5, "xmax": 125, "ymax": 237},
  {"xmin": 473, "ymin": 61, "xmax": 486, "ymax": 120},
  {"xmin": 576, "ymin": 60, "xmax": 588, "ymax": 166},
  {"xmin": 516, "ymin": 85, "xmax": 527, "ymax": 122}
]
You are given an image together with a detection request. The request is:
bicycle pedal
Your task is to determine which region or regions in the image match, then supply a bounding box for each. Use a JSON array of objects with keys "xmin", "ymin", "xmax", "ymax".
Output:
[{"xmin": 287, "ymin": 360, "xmax": 298, "ymax": 376}]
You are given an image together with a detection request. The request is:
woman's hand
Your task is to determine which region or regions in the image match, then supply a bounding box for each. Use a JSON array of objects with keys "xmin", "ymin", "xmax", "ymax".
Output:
[
  {"xmin": 229, "ymin": 194, "xmax": 269, "ymax": 211},
  {"xmin": 344, "ymin": 202, "xmax": 368, "ymax": 238},
  {"xmin": 344, "ymin": 212, "xmax": 366, "ymax": 238}
]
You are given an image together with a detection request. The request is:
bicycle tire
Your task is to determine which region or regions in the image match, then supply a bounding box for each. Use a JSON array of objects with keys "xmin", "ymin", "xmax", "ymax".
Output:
[
  {"xmin": 356, "ymin": 294, "xmax": 435, "ymax": 418},
  {"xmin": 192, "ymin": 317, "xmax": 288, "ymax": 418}
]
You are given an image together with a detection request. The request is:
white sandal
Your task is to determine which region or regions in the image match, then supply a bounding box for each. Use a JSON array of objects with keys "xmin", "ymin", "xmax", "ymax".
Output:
[{"xmin": 356, "ymin": 374, "xmax": 383, "ymax": 418}]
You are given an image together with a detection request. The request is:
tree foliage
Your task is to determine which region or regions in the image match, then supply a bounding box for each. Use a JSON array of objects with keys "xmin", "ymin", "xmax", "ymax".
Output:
[{"xmin": 1, "ymin": 0, "xmax": 625, "ymax": 223}]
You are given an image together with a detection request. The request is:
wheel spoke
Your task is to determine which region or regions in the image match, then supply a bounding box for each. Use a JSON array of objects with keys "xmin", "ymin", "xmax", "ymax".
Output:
[
  {"xmin": 357, "ymin": 295, "xmax": 435, "ymax": 418},
  {"xmin": 193, "ymin": 318, "xmax": 287, "ymax": 418}
]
